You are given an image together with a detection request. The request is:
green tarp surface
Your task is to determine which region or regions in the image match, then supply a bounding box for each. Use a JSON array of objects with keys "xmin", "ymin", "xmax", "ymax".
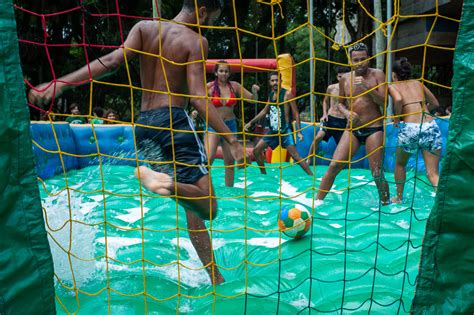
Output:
[
  {"xmin": 411, "ymin": 2, "xmax": 474, "ymax": 313},
  {"xmin": 0, "ymin": 1, "xmax": 55, "ymax": 314}
]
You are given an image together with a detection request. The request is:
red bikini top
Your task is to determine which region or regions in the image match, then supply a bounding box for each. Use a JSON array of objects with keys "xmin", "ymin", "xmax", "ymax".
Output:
[{"xmin": 211, "ymin": 82, "xmax": 237, "ymax": 108}]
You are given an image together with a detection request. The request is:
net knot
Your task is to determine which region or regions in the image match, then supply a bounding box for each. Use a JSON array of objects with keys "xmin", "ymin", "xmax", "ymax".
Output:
[
  {"xmin": 381, "ymin": 24, "xmax": 388, "ymax": 37},
  {"xmin": 331, "ymin": 42, "xmax": 341, "ymax": 51},
  {"xmin": 257, "ymin": 0, "xmax": 284, "ymax": 19}
]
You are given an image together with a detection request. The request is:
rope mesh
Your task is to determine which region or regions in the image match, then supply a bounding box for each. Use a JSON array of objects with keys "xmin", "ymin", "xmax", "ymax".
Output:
[{"xmin": 16, "ymin": 0, "xmax": 456, "ymax": 313}]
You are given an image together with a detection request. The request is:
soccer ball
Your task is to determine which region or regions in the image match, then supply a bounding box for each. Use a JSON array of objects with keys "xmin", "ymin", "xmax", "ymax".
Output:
[{"xmin": 278, "ymin": 205, "xmax": 312, "ymax": 239}]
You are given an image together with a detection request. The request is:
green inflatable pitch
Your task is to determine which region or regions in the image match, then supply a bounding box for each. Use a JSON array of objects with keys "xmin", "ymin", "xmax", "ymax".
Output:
[{"xmin": 40, "ymin": 162, "xmax": 435, "ymax": 314}]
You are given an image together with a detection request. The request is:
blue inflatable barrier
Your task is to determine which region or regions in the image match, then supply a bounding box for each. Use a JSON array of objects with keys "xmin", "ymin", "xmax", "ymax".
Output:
[
  {"xmin": 30, "ymin": 123, "xmax": 138, "ymax": 179},
  {"xmin": 71, "ymin": 125, "xmax": 137, "ymax": 169},
  {"xmin": 31, "ymin": 119, "xmax": 450, "ymax": 180},
  {"xmin": 30, "ymin": 122, "xmax": 78, "ymax": 179}
]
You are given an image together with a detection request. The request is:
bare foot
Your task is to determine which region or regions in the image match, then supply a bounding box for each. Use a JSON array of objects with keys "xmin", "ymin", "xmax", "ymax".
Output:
[
  {"xmin": 135, "ymin": 166, "xmax": 174, "ymax": 195},
  {"xmin": 391, "ymin": 196, "xmax": 402, "ymax": 204}
]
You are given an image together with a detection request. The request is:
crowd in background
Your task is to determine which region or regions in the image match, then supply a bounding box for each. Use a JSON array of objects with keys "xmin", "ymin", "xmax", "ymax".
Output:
[{"xmin": 39, "ymin": 103, "xmax": 122, "ymax": 124}]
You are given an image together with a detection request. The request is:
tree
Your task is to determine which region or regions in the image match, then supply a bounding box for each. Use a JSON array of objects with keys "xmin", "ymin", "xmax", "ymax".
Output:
[
  {"xmin": 342, "ymin": 0, "xmax": 372, "ymax": 44},
  {"xmin": 14, "ymin": 1, "xmax": 359, "ymax": 121}
]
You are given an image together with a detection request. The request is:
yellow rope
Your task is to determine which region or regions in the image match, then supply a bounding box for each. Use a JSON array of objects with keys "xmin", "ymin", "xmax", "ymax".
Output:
[
  {"xmin": 31, "ymin": 0, "xmax": 457, "ymax": 312},
  {"xmin": 257, "ymin": 0, "xmax": 285, "ymax": 19}
]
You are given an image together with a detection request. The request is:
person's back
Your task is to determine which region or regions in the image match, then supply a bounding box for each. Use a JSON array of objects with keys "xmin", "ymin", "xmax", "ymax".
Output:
[
  {"xmin": 389, "ymin": 57, "xmax": 442, "ymax": 203},
  {"xmin": 28, "ymin": 1, "xmax": 244, "ymax": 286},
  {"xmin": 390, "ymin": 80, "xmax": 434, "ymax": 124},
  {"xmin": 137, "ymin": 21, "xmax": 204, "ymax": 110},
  {"xmin": 390, "ymin": 57, "xmax": 439, "ymax": 125}
]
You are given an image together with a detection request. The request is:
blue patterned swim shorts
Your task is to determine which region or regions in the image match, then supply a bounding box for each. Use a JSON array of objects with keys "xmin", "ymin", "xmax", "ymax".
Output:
[{"xmin": 398, "ymin": 120, "xmax": 442, "ymax": 154}]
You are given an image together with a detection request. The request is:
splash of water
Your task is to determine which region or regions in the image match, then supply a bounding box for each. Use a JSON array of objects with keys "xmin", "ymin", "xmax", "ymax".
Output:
[{"xmin": 41, "ymin": 186, "xmax": 99, "ymax": 287}]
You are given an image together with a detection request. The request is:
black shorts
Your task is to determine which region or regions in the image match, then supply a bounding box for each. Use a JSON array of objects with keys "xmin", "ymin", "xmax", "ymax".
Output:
[
  {"xmin": 321, "ymin": 115, "xmax": 347, "ymax": 144},
  {"xmin": 352, "ymin": 125, "xmax": 384, "ymax": 144},
  {"xmin": 135, "ymin": 107, "xmax": 208, "ymax": 184}
]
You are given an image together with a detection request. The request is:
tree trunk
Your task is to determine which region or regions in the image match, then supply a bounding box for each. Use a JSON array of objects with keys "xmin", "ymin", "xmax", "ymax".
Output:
[
  {"xmin": 344, "ymin": 0, "xmax": 373, "ymax": 48},
  {"xmin": 277, "ymin": 1, "xmax": 287, "ymax": 55},
  {"xmin": 343, "ymin": 6, "xmax": 356, "ymax": 43},
  {"xmin": 254, "ymin": 2, "xmax": 273, "ymax": 58}
]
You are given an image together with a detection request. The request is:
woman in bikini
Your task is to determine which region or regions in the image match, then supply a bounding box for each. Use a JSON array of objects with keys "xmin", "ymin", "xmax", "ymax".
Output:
[
  {"xmin": 205, "ymin": 60, "xmax": 260, "ymax": 187},
  {"xmin": 389, "ymin": 57, "xmax": 442, "ymax": 203}
]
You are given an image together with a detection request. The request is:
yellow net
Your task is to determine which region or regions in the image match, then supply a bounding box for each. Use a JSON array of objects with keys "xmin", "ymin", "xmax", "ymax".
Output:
[{"xmin": 17, "ymin": 0, "xmax": 459, "ymax": 313}]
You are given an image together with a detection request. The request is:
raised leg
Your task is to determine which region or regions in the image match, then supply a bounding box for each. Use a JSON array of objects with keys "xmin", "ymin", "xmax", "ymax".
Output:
[
  {"xmin": 135, "ymin": 167, "xmax": 217, "ymax": 220},
  {"xmin": 308, "ymin": 130, "xmax": 326, "ymax": 163},
  {"xmin": 135, "ymin": 166, "xmax": 223, "ymax": 285}
]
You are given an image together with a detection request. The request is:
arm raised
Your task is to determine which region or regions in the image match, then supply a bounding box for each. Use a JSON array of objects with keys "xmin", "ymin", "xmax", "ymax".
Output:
[
  {"xmin": 337, "ymin": 75, "xmax": 361, "ymax": 127},
  {"xmin": 337, "ymin": 76, "xmax": 351, "ymax": 119},
  {"xmin": 244, "ymin": 103, "xmax": 269, "ymax": 132},
  {"xmin": 29, "ymin": 22, "xmax": 143, "ymax": 106},
  {"xmin": 234, "ymin": 82, "xmax": 259, "ymax": 102}
]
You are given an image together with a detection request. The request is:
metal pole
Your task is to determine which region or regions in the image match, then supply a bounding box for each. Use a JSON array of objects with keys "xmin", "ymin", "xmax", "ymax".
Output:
[
  {"xmin": 326, "ymin": 0, "xmax": 332, "ymax": 88},
  {"xmin": 255, "ymin": 38, "xmax": 259, "ymax": 117},
  {"xmin": 309, "ymin": 0, "xmax": 315, "ymax": 123},
  {"xmin": 325, "ymin": 18, "xmax": 330, "ymax": 86},
  {"xmin": 386, "ymin": 0, "xmax": 393, "ymax": 120}
]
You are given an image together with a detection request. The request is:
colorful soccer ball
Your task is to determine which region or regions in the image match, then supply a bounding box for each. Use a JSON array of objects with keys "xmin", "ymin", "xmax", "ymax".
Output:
[{"xmin": 278, "ymin": 205, "xmax": 312, "ymax": 239}]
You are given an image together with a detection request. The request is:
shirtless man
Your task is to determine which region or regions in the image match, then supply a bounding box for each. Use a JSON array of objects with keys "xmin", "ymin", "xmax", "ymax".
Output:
[
  {"xmin": 316, "ymin": 43, "xmax": 390, "ymax": 204},
  {"xmin": 244, "ymin": 72, "xmax": 313, "ymax": 176},
  {"xmin": 28, "ymin": 0, "xmax": 243, "ymax": 285},
  {"xmin": 308, "ymin": 66, "xmax": 349, "ymax": 162}
]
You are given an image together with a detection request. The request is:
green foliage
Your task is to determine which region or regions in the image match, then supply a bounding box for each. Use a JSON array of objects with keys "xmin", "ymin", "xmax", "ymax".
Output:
[{"xmin": 14, "ymin": 1, "xmax": 352, "ymax": 121}]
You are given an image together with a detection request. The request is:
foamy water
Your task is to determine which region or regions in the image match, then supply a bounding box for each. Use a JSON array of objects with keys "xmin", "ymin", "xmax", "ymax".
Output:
[{"xmin": 38, "ymin": 164, "xmax": 435, "ymax": 314}]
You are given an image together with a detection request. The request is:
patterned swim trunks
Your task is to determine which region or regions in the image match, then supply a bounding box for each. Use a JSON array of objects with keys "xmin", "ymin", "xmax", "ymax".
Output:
[
  {"xmin": 398, "ymin": 120, "xmax": 442, "ymax": 154},
  {"xmin": 135, "ymin": 107, "xmax": 208, "ymax": 184}
]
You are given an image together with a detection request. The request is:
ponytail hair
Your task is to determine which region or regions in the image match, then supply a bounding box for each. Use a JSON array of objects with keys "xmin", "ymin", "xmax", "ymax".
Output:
[{"xmin": 393, "ymin": 57, "xmax": 412, "ymax": 80}]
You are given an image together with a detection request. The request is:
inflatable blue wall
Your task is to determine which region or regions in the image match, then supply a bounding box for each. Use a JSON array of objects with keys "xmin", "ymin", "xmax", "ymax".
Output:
[
  {"xmin": 31, "ymin": 123, "xmax": 78, "ymax": 179},
  {"xmin": 31, "ymin": 123, "xmax": 138, "ymax": 179},
  {"xmin": 30, "ymin": 119, "xmax": 450, "ymax": 180}
]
